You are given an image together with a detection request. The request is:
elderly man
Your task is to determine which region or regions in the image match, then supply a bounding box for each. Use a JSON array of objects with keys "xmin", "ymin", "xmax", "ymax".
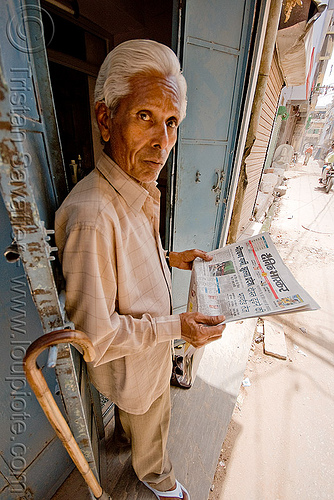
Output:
[{"xmin": 55, "ymin": 39, "xmax": 225, "ymax": 500}]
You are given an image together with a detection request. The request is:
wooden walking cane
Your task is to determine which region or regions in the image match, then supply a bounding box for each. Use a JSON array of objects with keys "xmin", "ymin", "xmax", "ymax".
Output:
[{"xmin": 23, "ymin": 329, "xmax": 111, "ymax": 500}]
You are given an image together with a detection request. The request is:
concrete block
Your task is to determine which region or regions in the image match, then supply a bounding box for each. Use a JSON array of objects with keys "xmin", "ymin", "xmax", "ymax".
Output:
[
  {"xmin": 260, "ymin": 172, "xmax": 278, "ymax": 194},
  {"xmin": 264, "ymin": 320, "xmax": 287, "ymax": 360},
  {"xmin": 253, "ymin": 191, "xmax": 274, "ymax": 221}
]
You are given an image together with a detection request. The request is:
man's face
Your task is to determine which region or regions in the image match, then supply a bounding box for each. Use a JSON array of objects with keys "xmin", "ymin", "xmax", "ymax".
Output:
[{"xmin": 106, "ymin": 74, "xmax": 181, "ymax": 183}]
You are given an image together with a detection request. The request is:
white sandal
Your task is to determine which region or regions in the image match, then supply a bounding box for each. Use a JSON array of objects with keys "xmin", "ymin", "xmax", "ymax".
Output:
[{"xmin": 143, "ymin": 479, "xmax": 190, "ymax": 499}]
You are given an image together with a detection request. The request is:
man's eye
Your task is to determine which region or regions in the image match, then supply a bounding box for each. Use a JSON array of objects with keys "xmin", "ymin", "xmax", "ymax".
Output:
[
  {"xmin": 167, "ymin": 119, "xmax": 178, "ymax": 128},
  {"xmin": 139, "ymin": 112, "xmax": 150, "ymax": 121}
]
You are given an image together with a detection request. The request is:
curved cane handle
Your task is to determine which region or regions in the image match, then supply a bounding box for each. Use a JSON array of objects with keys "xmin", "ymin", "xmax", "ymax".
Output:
[
  {"xmin": 25, "ymin": 329, "xmax": 96, "ymax": 365},
  {"xmin": 23, "ymin": 330, "xmax": 109, "ymax": 500}
]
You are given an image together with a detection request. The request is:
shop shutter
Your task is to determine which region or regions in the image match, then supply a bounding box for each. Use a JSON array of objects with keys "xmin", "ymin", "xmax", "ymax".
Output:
[{"xmin": 237, "ymin": 49, "xmax": 284, "ymax": 238}]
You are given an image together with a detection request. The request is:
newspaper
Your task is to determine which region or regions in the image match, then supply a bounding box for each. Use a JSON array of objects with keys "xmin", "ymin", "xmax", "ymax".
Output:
[
  {"xmin": 171, "ymin": 233, "xmax": 320, "ymax": 389},
  {"xmin": 187, "ymin": 232, "xmax": 319, "ymax": 323}
]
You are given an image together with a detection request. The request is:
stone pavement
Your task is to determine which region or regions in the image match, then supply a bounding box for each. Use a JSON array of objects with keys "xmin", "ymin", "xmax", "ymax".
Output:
[{"xmin": 209, "ymin": 158, "xmax": 334, "ymax": 500}]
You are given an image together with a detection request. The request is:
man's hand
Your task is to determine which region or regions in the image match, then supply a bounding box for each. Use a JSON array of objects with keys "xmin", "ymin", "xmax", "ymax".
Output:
[
  {"xmin": 169, "ymin": 249, "xmax": 212, "ymax": 270},
  {"xmin": 180, "ymin": 312, "xmax": 226, "ymax": 348}
]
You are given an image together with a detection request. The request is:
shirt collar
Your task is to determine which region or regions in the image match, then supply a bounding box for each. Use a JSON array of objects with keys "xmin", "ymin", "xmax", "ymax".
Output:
[{"xmin": 96, "ymin": 152, "xmax": 160, "ymax": 214}]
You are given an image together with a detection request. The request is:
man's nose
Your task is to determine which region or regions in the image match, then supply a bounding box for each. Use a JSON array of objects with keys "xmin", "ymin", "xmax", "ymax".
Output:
[{"xmin": 151, "ymin": 123, "xmax": 169, "ymax": 150}]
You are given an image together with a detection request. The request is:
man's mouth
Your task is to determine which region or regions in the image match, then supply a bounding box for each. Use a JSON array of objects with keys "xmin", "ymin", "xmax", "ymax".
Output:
[{"xmin": 144, "ymin": 160, "xmax": 164, "ymax": 168}]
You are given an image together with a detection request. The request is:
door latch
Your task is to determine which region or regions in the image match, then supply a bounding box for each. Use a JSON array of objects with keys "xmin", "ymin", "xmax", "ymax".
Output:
[
  {"xmin": 212, "ymin": 169, "xmax": 225, "ymax": 205},
  {"xmin": 212, "ymin": 170, "xmax": 221, "ymax": 192}
]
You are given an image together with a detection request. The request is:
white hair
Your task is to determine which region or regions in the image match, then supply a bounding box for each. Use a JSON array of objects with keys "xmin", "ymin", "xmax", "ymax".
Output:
[{"xmin": 94, "ymin": 39, "xmax": 187, "ymax": 121}]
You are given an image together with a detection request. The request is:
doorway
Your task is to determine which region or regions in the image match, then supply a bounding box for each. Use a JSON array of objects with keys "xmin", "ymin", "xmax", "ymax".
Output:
[{"xmin": 42, "ymin": 0, "xmax": 176, "ymax": 247}]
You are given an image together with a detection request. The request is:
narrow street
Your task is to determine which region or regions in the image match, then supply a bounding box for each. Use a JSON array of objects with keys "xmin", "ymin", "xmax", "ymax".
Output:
[{"xmin": 209, "ymin": 157, "xmax": 334, "ymax": 500}]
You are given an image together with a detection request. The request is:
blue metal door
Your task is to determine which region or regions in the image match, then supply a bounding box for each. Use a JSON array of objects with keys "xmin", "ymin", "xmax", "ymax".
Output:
[
  {"xmin": 171, "ymin": 0, "xmax": 256, "ymax": 312},
  {"xmin": 0, "ymin": 2, "xmax": 72, "ymax": 497},
  {"xmin": 0, "ymin": 1, "xmax": 103, "ymax": 498}
]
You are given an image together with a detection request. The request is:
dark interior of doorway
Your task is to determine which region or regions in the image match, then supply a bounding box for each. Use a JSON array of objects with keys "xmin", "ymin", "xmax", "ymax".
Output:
[
  {"xmin": 42, "ymin": 0, "xmax": 176, "ymax": 248},
  {"xmin": 48, "ymin": 62, "xmax": 94, "ymax": 182}
]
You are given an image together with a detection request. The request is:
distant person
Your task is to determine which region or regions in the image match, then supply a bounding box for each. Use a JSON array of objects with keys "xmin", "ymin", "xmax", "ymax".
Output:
[{"xmin": 303, "ymin": 145, "xmax": 313, "ymax": 165}]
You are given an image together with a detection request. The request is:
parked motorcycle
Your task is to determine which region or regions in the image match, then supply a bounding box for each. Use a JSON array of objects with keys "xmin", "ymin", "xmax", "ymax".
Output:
[{"xmin": 319, "ymin": 163, "xmax": 334, "ymax": 193}]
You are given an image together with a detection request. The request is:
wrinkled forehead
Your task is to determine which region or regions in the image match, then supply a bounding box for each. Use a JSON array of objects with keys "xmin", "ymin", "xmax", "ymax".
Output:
[{"xmin": 126, "ymin": 73, "xmax": 181, "ymax": 114}]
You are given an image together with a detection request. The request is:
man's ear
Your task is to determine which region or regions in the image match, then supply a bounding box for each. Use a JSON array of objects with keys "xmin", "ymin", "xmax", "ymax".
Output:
[{"xmin": 95, "ymin": 102, "xmax": 111, "ymax": 143}]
